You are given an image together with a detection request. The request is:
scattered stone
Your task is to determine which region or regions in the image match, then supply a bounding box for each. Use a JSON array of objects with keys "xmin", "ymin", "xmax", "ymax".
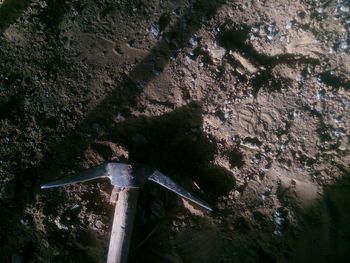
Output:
[
  {"xmin": 316, "ymin": 7, "xmax": 324, "ymax": 14},
  {"xmin": 54, "ymin": 217, "xmax": 69, "ymax": 230},
  {"xmin": 285, "ymin": 21, "xmax": 292, "ymax": 30},
  {"xmin": 267, "ymin": 35, "xmax": 274, "ymax": 41},
  {"xmin": 273, "ymin": 209, "xmax": 287, "ymax": 236},
  {"xmin": 189, "ymin": 35, "xmax": 199, "ymax": 47},
  {"xmin": 70, "ymin": 204, "xmax": 80, "ymax": 210},
  {"xmin": 207, "ymin": 44, "xmax": 226, "ymax": 62},
  {"xmin": 279, "ymin": 35, "xmax": 286, "ymax": 43},
  {"xmin": 92, "ymin": 220, "xmax": 103, "ymax": 231},
  {"xmin": 148, "ymin": 23, "xmax": 160, "ymax": 37},
  {"xmin": 340, "ymin": 6, "xmax": 349, "ymax": 13},
  {"xmin": 339, "ymin": 42, "xmax": 348, "ymax": 51},
  {"xmin": 251, "ymin": 27, "xmax": 259, "ymax": 34},
  {"xmin": 230, "ymin": 51, "xmax": 258, "ymax": 75},
  {"xmin": 20, "ymin": 218, "xmax": 30, "ymax": 229}
]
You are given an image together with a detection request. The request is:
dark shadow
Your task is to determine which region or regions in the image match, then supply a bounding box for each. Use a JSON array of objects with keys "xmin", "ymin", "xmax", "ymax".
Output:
[
  {"xmin": 102, "ymin": 102, "xmax": 236, "ymax": 202},
  {"xmin": 217, "ymin": 25, "xmax": 320, "ymax": 68},
  {"xmin": 130, "ymin": 215, "xmax": 223, "ymax": 263},
  {"xmin": 292, "ymin": 165, "xmax": 350, "ymax": 263},
  {"xmin": 227, "ymin": 165, "xmax": 350, "ymax": 263},
  {"xmin": 227, "ymin": 147, "xmax": 245, "ymax": 168},
  {"xmin": 0, "ymin": 0, "xmax": 32, "ymax": 33},
  {"xmin": 319, "ymin": 71, "xmax": 350, "ymax": 90},
  {"xmin": 0, "ymin": 0, "xmax": 76, "ymax": 34},
  {"xmin": 38, "ymin": 0, "xmax": 78, "ymax": 32},
  {"xmin": 137, "ymin": 164, "xmax": 350, "ymax": 263},
  {"xmin": 217, "ymin": 24, "xmax": 320, "ymax": 96}
]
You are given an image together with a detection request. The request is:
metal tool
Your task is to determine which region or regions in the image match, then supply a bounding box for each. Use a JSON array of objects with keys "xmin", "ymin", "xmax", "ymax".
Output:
[{"xmin": 41, "ymin": 162, "xmax": 212, "ymax": 263}]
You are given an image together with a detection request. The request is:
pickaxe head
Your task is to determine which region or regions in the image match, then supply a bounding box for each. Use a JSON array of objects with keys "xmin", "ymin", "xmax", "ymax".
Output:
[{"xmin": 41, "ymin": 162, "xmax": 212, "ymax": 212}]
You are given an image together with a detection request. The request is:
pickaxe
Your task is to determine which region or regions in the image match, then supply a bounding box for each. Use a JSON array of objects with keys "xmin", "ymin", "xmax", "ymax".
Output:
[{"xmin": 41, "ymin": 162, "xmax": 212, "ymax": 263}]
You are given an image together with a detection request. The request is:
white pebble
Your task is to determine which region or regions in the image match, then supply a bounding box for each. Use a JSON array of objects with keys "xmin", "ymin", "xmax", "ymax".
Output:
[
  {"xmin": 286, "ymin": 21, "xmax": 292, "ymax": 30},
  {"xmin": 340, "ymin": 42, "xmax": 348, "ymax": 50},
  {"xmin": 340, "ymin": 6, "xmax": 349, "ymax": 13}
]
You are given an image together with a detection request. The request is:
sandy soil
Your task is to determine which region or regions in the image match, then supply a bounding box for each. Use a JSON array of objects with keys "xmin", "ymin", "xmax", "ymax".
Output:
[{"xmin": 1, "ymin": 0, "xmax": 350, "ymax": 262}]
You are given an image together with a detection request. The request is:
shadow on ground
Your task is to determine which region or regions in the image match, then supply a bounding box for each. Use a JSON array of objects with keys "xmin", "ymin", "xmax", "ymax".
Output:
[
  {"xmin": 292, "ymin": 165, "xmax": 350, "ymax": 263},
  {"xmin": 102, "ymin": 102, "xmax": 236, "ymax": 203},
  {"xmin": 127, "ymin": 165, "xmax": 350, "ymax": 263},
  {"xmin": 223, "ymin": 164, "xmax": 350, "ymax": 263},
  {"xmin": 0, "ymin": 0, "xmax": 32, "ymax": 33},
  {"xmin": 217, "ymin": 24, "xmax": 320, "ymax": 95}
]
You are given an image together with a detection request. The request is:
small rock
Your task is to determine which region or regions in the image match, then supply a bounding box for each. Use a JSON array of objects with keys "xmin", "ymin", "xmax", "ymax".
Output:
[
  {"xmin": 262, "ymin": 186, "xmax": 273, "ymax": 200},
  {"xmin": 230, "ymin": 51, "xmax": 258, "ymax": 74},
  {"xmin": 38, "ymin": 1, "xmax": 47, "ymax": 9},
  {"xmin": 280, "ymin": 35, "xmax": 286, "ymax": 43},
  {"xmin": 148, "ymin": 23, "xmax": 160, "ymax": 37},
  {"xmin": 251, "ymin": 27, "xmax": 259, "ymax": 33},
  {"xmin": 285, "ymin": 21, "xmax": 292, "ymax": 30},
  {"xmin": 267, "ymin": 34, "xmax": 274, "ymax": 41},
  {"xmin": 189, "ymin": 35, "xmax": 199, "ymax": 46},
  {"xmin": 92, "ymin": 220, "xmax": 103, "ymax": 231},
  {"xmin": 267, "ymin": 24, "xmax": 276, "ymax": 33},
  {"xmin": 208, "ymin": 45, "xmax": 226, "ymax": 62},
  {"xmin": 20, "ymin": 219, "xmax": 30, "ymax": 229},
  {"xmin": 273, "ymin": 208, "xmax": 287, "ymax": 236},
  {"xmin": 54, "ymin": 217, "xmax": 69, "ymax": 230},
  {"xmin": 316, "ymin": 7, "xmax": 324, "ymax": 14},
  {"xmin": 339, "ymin": 42, "xmax": 348, "ymax": 51},
  {"xmin": 185, "ymin": 55, "xmax": 193, "ymax": 64},
  {"xmin": 70, "ymin": 204, "xmax": 80, "ymax": 210},
  {"xmin": 340, "ymin": 6, "xmax": 349, "ymax": 13}
]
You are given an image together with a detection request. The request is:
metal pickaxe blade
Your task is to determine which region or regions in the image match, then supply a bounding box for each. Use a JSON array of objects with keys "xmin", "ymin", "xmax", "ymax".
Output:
[{"xmin": 41, "ymin": 162, "xmax": 212, "ymax": 263}]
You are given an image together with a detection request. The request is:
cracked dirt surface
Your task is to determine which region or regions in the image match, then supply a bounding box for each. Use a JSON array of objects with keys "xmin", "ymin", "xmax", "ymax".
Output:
[{"xmin": 1, "ymin": 0, "xmax": 350, "ymax": 262}]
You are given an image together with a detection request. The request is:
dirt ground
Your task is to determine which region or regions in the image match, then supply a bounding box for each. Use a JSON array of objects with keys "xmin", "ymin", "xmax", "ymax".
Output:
[{"xmin": 0, "ymin": 0, "xmax": 350, "ymax": 262}]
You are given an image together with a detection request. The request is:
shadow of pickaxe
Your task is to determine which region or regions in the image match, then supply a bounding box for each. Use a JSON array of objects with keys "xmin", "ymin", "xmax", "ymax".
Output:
[{"xmin": 41, "ymin": 162, "xmax": 212, "ymax": 263}]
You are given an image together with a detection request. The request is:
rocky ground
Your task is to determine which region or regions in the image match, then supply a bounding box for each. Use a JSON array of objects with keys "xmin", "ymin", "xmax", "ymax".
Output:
[{"xmin": 0, "ymin": 0, "xmax": 350, "ymax": 262}]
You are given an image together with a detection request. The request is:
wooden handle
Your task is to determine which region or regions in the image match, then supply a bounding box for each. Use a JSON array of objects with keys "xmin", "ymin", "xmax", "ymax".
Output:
[{"xmin": 107, "ymin": 188, "xmax": 139, "ymax": 263}]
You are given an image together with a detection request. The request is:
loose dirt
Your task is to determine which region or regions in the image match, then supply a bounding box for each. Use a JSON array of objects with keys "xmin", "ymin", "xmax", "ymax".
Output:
[{"xmin": 1, "ymin": 0, "xmax": 350, "ymax": 262}]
